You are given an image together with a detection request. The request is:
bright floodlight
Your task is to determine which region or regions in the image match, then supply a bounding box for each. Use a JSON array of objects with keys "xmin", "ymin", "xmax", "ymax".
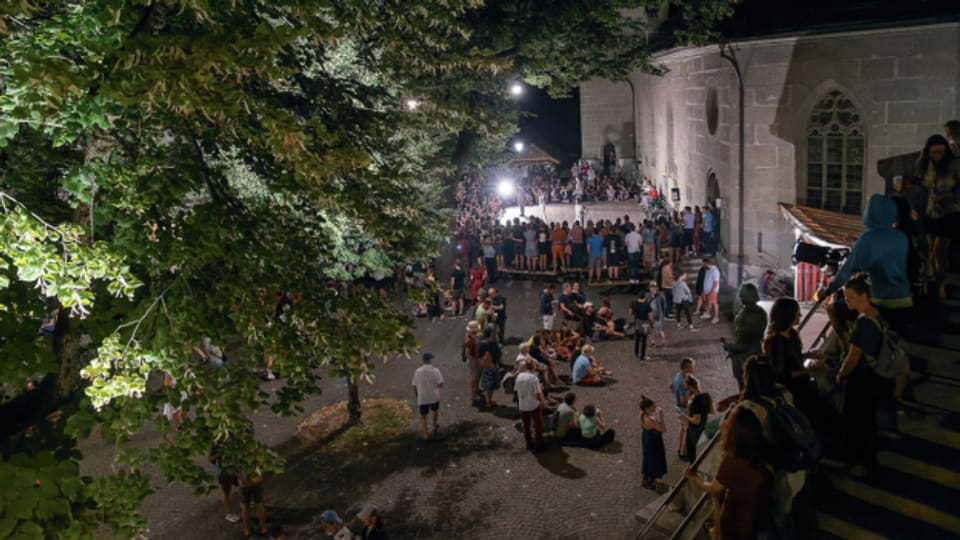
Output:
[
  {"xmin": 497, "ymin": 179, "xmax": 515, "ymax": 197},
  {"xmin": 405, "ymin": 98, "xmax": 420, "ymax": 110},
  {"xmin": 513, "ymin": 141, "xmax": 525, "ymax": 152},
  {"xmin": 510, "ymin": 82, "xmax": 523, "ymax": 96}
]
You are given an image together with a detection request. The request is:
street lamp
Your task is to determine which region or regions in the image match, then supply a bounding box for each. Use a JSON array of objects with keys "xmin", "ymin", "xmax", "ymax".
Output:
[
  {"xmin": 513, "ymin": 141, "xmax": 525, "ymax": 152},
  {"xmin": 510, "ymin": 82, "xmax": 523, "ymax": 96}
]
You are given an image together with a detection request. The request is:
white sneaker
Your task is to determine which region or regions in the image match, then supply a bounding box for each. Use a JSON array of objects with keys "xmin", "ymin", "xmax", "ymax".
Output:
[
  {"xmin": 700, "ymin": 313, "xmax": 712, "ymax": 319},
  {"xmin": 225, "ymin": 513, "xmax": 240, "ymax": 523},
  {"xmin": 711, "ymin": 317, "xmax": 720, "ymax": 324},
  {"xmin": 265, "ymin": 372, "xmax": 276, "ymax": 381}
]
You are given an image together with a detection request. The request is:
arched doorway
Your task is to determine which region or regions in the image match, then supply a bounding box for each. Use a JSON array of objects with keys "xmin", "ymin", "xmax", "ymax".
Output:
[{"xmin": 706, "ymin": 172, "xmax": 722, "ymax": 254}]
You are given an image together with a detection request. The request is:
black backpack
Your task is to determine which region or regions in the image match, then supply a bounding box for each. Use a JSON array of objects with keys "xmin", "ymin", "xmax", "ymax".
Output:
[{"xmin": 757, "ymin": 394, "xmax": 822, "ymax": 472}]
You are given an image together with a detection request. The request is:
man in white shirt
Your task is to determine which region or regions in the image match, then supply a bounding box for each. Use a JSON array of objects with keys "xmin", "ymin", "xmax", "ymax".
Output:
[
  {"xmin": 514, "ymin": 360, "xmax": 546, "ymax": 452},
  {"xmin": 412, "ymin": 353, "xmax": 444, "ymax": 440},
  {"xmin": 700, "ymin": 257, "xmax": 721, "ymax": 324},
  {"xmin": 625, "ymin": 224, "xmax": 643, "ymax": 283}
]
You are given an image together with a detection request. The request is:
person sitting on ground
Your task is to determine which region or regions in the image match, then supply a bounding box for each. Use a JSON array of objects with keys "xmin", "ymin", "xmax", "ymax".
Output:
[
  {"xmin": 579, "ymin": 404, "xmax": 616, "ymax": 448},
  {"xmin": 572, "ymin": 344, "xmax": 610, "ymax": 385},
  {"xmin": 529, "ymin": 331, "xmax": 563, "ymax": 389},
  {"xmin": 592, "ymin": 299, "xmax": 626, "ymax": 339},
  {"xmin": 552, "ymin": 392, "xmax": 584, "ymax": 445},
  {"xmin": 357, "ymin": 504, "xmax": 387, "ymax": 540},
  {"xmin": 684, "ymin": 406, "xmax": 772, "ymax": 540},
  {"xmin": 320, "ymin": 509, "xmax": 355, "ymax": 540}
]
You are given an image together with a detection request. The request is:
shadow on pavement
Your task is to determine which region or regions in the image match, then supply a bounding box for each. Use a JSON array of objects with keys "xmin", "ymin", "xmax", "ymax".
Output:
[{"xmin": 534, "ymin": 442, "xmax": 587, "ymax": 479}]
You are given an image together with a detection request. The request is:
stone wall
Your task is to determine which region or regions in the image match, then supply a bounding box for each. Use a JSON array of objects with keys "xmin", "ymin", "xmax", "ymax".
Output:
[
  {"xmin": 581, "ymin": 22, "xmax": 960, "ymax": 285},
  {"xmin": 579, "ymin": 78, "xmax": 635, "ymax": 162}
]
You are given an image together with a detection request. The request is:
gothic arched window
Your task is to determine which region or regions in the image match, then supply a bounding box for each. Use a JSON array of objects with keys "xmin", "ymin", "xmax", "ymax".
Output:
[{"xmin": 805, "ymin": 90, "xmax": 864, "ymax": 215}]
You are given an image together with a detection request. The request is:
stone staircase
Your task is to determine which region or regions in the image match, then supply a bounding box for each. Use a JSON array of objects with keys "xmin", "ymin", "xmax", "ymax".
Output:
[
  {"xmin": 811, "ymin": 272, "xmax": 960, "ymax": 540},
  {"xmin": 634, "ymin": 271, "xmax": 960, "ymax": 540}
]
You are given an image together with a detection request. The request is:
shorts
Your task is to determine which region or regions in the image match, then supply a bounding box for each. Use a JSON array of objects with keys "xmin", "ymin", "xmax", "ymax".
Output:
[
  {"xmin": 538, "ymin": 241, "xmax": 550, "ymax": 256},
  {"xmin": 418, "ymin": 401, "xmax": 440, "ymax": 416},
  {"xmin": 589, "ymin": 255, "xmax": 603, "ymax": 269},
  {"xmin": 452, "ymin": 288, "xmax": 464, "ymax": 302},
  {"xmin": 241, "ymin": 483, "xmax": 264, "ymax": 504},
  {"xmin": 217, "ymin": 470, "xmax": 236, "ymax": 491},
  {"xmin": 607, "ymin": 251, "xmax": 621, "ymax": 266},
  {"xmin": 683, "ymin": 229, "xmax": 694, "ymax": 247},
  {"xmin": 551, "ymin": 245, "xmax": 565, "ymax": 260},
  {"xmin": 706, "ymin": 291, "xmax": 718, "ymax": 304},
  {"xmin": 653, "ymin": 320, "xmax": 663, "ymax": 333},
  {"xmin": 542, "ymin": 314, "xmax": 555, "ymax": 330}
]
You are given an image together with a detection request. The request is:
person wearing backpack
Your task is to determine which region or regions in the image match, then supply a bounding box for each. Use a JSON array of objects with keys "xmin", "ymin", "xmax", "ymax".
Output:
[
  {"xmin": 718, "ymin": 355, "xmax": 815, "ymax": 540},
  {"xmin": 836, "ymin": 275, "xmax": 887, "ymax": 478}
]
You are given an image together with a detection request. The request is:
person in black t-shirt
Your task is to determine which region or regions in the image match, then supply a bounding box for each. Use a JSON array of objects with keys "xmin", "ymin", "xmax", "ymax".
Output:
[
  {"xmin": 629, "ymin": 291, "xmax": 653, "ymax": 360},
  {"xmin": 449, "ymin": 261, "xmax": 467, "ymax": 318},
  {"xmin": 681, "ymin": 375, "xmax": 713, "ymax": 462}
]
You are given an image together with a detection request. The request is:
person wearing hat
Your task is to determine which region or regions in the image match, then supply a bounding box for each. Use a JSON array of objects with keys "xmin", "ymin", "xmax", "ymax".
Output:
[
  {"xmin": 464, "ymin": 320, "xmax": 482, "ymax": 405},
  {"xmin": 320, "ymin": 509, "xmax": 354, "ymax": 539},
  {"xmin": 357, "ymin": 504, "xmax": 387, "ymax": 540},
  {"xmin": 412, "ymin": 353, "xmax": 444, "ymax": 440}
]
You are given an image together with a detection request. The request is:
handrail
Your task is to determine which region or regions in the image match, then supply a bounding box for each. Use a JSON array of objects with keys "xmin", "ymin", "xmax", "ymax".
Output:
[
  {"xmin": 633, "ymin": 411, "xmax": 727, "ymax": 540},
  {"xmin": 798, "ymin": 295, "xmax": 826, "ymax": 333},
  {"xmin": 669, "ymin": 492, "xmax": 710, "ymax": 540}
]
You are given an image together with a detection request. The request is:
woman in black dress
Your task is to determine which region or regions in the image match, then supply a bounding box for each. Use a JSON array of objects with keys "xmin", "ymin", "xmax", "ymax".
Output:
[{"xmin": 640, "ymin": 395, "xmax": 667, "ymax": 489}]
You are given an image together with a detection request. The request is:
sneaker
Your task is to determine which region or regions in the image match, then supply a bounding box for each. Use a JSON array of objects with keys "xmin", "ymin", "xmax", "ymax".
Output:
[
  {"xmin": 711, "ymin": 317, "xmax": 720, "ymax": 324},
  {"xmin": 700, "ymin": 313, "xmax": 712, "ymax": 319},
  {"xmin": 689, "ymin": 327, "xmax": 699, "ymax": 332},
  {"xmin": 225, "ymin": 513, "xmax": 240, "ymax": 523},
  {"xmin": 265, "ymin": 372, "xmax": 276, "ymax": 381},
  {"xmin": 677, "ymin": 323, "xmax": 683, "ymax": 329}
]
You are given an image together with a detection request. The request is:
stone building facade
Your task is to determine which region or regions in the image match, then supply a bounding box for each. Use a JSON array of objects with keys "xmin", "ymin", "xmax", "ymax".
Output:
[{"xmin": 580, "ymin": 22, "xmax": 960, "ymax": 284}]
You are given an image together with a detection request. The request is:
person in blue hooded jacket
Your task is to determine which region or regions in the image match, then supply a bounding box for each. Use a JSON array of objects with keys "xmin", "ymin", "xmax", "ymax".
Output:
[{"xmin": 822, "ymin": 194, "xmax": 913, "ymax": 333}]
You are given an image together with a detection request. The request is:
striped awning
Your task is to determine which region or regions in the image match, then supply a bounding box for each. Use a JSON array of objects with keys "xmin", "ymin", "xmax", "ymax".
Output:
[{"xmin": 778, "ymin": 202, "xmax": 863, "ymax": 249}]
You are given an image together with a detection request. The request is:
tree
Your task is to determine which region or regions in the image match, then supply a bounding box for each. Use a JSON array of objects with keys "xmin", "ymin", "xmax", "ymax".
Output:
[{"xmin": 0, "ymin": 1, "xmax": 736, "ymax": 537}]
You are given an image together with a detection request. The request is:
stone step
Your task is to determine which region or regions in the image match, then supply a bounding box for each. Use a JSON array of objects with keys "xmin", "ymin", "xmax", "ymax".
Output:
[
  {"xmin": 815, "ymin": 477, "xmax": 960, "ymax": 540},
  {"xmin": 905, "ymin": 377, "xmax": 960, "ymax": 415},
  {"xmin": 904, "ymin": 342, "xmax": 960, "ymax": 383},
  {"xmin": 828, "ymin": 473, "xmax": 960, "ymax": 536}
]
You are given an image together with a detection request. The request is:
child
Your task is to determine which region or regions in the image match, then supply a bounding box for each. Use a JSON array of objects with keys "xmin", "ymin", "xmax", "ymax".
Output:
[
  {"xmin": 640, "ymin": 396, "xmax": 667, "ymax": 490},
  {"xmin": 579, "ymin": 404, "xmax": 616, "ymax": 448}
]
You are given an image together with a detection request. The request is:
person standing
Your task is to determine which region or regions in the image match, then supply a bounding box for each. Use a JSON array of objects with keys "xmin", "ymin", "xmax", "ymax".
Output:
[
  {"xmin": 681, "ymin": 375, "xmax": 714, "ymax": 462},
  {"xmin": 673, "ymin": 271, "xmax": 696, "ymax": 331},
  {"xmin": 412, "ymin": 353, "xmax": 443, "ymax": 440},
  {"xmin": 587, "ymin": 227, "xmax": 604, "ymax": 283},
  {"xmin": 515, "ymin": 360, "xmax": 546, "ymax": 452},
  {"xmin": 208, "ymin": 443, "xmax": 240, "ymax": 523},
  {"xmin": 659, "ymin": 256, "xmax": 675, "ymax": 318},
  {"xmin": 464, "ymin": 321, "xmax": 481, "ymax": 405},
  {"xmin": 701, "ymin": 203, "xmax": 715, "ymax": 255},
  {"xmin": 649, "ymin": 284, "xmax": 668, "ymax": 350},
  {"xmin": 723, "ymin": 283, "xmax": 767, "ymax": 389},
  {"xmin": 550, "ymin": 221, "xmax": 567, "ymax": 272},
  {"xmin": 489, "ymin": 287, "xmax": 507, "ymax": 342},
  {"xmin": 625, "ymin": 223, "xmax": 643, "ymax": 282},
  {"xmin": 640, "ymin": 395, "xmax": 667, "ymax": 490},
  {"xmin": 449, "ymin": 261, "xmax": 466, "ymax": 318},
  {"xmin": 641, "ymin": 220, "xmax": 657, "ymax": 270},
  {"xmin": 238, "ymin": 459, "xmax": 268, "ymax": 538},
  {"xmin": 700, "ymin": 257, "xmax": 721, "ymax": 324},
  {"xmin": 681, "ymin": 206, "xmax": 695, "ymax": 256},
  {"xmin": 629, "ymin": 290, "xmax": 653, "ymax": 360},
  {"xmin": 672, "ymin": 358, "xmax": 695, "ymax": 459},
  {"xmin": 539, "ymin": 283, "xmax": 556, "ymax": 331},
  {"xmin": 570, "ymin": 219, "xmax": 585, "ymax": 269}
]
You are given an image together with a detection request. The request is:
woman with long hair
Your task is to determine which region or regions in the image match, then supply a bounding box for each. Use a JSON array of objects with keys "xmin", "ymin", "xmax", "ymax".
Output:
[
  {"xmin": 763, "ymin": 297, "xmax": 821, "ymax": 419},
  {"xmin": 685, "ymin": 405, "xmax": 772, "ymax": 540},
  {"xmin": 836, "ymin": 275, "xmax": 888, "ymax": 478},
  {"xmin": 916, "ymin": 134, "xmax": 960, "ymax": 296}
]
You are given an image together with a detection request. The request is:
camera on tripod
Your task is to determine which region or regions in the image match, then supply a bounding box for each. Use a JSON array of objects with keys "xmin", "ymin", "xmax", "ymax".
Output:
[{"xmin": 792, "ymin": 240, "xmax": 849, "ymax": 268}]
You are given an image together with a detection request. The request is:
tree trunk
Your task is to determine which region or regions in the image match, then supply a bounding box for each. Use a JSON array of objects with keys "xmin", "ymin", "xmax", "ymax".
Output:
[
  {"xmin": 347, "ymin": 378, "xmax": 362, "ymax": 425},
  {"xmin": 46, "ymin": 307, "xmax": 79, "ymax": 412}
]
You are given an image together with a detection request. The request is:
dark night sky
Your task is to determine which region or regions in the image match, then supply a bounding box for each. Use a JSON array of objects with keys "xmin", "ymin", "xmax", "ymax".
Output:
[{"xmin": 517, "ymin": 85, "xmax": 580, "ymax": 163}]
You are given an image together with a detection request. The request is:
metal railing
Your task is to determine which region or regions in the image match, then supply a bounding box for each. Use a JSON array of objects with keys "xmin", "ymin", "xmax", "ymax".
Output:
[{"xmin": 634, "ymin": 295, "xmax": 829, "ymax": 540}]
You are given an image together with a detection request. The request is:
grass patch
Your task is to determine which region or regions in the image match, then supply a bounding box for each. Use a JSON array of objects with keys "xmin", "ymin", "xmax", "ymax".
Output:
[{"xmin": 297, "ymin": 398, "xmax": 413, "ymax": 453}]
